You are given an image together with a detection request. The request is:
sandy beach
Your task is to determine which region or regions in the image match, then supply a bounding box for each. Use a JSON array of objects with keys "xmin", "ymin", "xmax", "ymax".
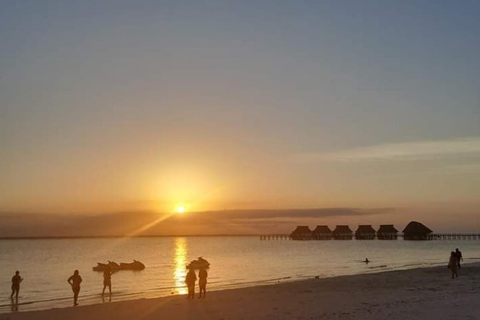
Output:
[{"xmin": 2, "ymin": 263, "xmax": 479, "ymax": 320}]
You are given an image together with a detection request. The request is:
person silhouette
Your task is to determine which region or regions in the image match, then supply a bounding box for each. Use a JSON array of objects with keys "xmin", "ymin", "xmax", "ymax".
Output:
[
  {"xmin": 102, "ymin": 265, "xmax": 114, "ymax": 295},
  {"xmin": 448, "ymin": 252, "xmax": 458, "ymax": 279},
  {"xmin": 67, "ymin": 270, "xmax": 82, "ymax": 305},
  {"xmin": 455, "ymin": 248, "xmax": 463, "ymax": 269},
  {"xmin": 185, "ymin": 268, "xmax": 197, "ymax": 299},
  {"xmin": 198, "ymin": 268, "xmax": 208, "ymax": 298},
  {"xmin": 10, "ymin": 271, "xmax": 23, "ymax": 299}
]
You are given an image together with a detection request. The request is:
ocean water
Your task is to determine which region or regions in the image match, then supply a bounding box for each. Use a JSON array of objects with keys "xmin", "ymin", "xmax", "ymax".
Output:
[{"xmin": 1, "ymin": 236, "xmax": 479, "ymax": 313}]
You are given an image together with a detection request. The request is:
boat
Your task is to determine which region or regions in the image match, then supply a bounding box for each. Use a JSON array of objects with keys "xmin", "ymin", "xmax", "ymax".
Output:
[
  {"xmin": 120, "ymin": 260, "xmax": 145, "ymax": 270},
  {"xmin": 187, "ymin": 257, "xmax": 210, "ymax": 270},
  {"xmin": 92, "ymin": 260, "xmax": 145, "ymax": 271},
  {"xmin": 93, "ymin": 261, "xmax": 120, "ymax": 271}
]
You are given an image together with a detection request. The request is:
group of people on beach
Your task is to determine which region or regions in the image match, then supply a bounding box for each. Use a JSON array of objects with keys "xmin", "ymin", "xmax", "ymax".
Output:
[
  {"xmin": 9, "ymin": 264, "xmax": 208, "ymax": 307},
  {"xmin": 9, "ymin": 249, "xmax": 466, "ymax": 307},
  {"xmin": 185, "ymin": 268, "xmax": 208, "ymax": 299},
  {"xmin": 10, "ymin": 268, "xmax": 105, "ymax": 307},
  {"xmin": 447, "ymin": 248, "xmax": 463, "ymax": 279}
]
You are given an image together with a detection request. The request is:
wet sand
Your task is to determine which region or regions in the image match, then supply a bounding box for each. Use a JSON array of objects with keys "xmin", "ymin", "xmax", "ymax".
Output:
[{"xmin": 2, "ymin": 263, "xmax": 480, "ymax": 320}]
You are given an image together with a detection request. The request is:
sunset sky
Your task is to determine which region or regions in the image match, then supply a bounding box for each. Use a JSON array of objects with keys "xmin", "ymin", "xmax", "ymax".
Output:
[{"xmin": 1, "ymin": 1, "xmax": 479, "ymax": 234}]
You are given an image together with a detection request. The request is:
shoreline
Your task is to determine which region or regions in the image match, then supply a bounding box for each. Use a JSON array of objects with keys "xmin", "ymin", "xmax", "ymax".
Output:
[
  {"xmin": 0, "ymin": 260, "xmax": 458, "ymax": 314},
  {"xmin": 2, "ymin": 262, "xmax": 480, "ymax": 320}
]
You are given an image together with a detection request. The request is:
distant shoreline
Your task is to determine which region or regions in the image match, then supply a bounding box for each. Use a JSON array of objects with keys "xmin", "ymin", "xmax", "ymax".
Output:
[{"xmin": 0, "ymin": 234, "xmax": 263, "ymax": 240}]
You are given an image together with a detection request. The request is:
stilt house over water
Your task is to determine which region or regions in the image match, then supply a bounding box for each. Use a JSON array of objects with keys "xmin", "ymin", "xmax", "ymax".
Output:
[
  {"xmin": 355, "ymin": 225, "xmax": 376, "ymax": 240},
  {"xmin": 290, "ymin": 226, "xmax": 312, "ymax": 240},
  {"xmin": 332, "ymin": 225, "xmax": 353, "ymax": 240},
  {"xmin": 377, "ymin": 225, "xmax": 399, "ymax": 240},
  {"xmin": 312, "ymin": 225, "xmax": 332, "ymax": 240},
  {"xmin": 402, "ymin": 221, "xmax": 432, "ymax": 240}
]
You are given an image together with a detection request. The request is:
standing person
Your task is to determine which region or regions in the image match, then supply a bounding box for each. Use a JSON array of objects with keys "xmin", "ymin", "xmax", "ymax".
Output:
[
  {"xmin": 102, "ymin": 266, "xmax": 114, "ymax": 296},
  {"xmin": 185, "ymin": 268, "xmax": 197, "ymax": 299},
  {"xmin": 10, "ymin": 271, "xmax": 23, "ymax": 299},
  {"xmin": 198, "ymin": 268, "xmax": 208, "ymax": 298},
  {"xmin": 67, "ymin": 270, "xmax": 82, "ymax": 306},
  {"xmin": 455, "ymin": 248, "xmax": 463, "ymax": 269},
  {"xmin": 448, "ymin": 252, "xmax": 458, "ymax": 279}
]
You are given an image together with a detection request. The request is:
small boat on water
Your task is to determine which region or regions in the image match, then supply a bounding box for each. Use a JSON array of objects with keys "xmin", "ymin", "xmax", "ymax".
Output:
[
  {"xmin": 120, "ymin": 260, "xmax": 145, "ymax": 270},
  {"xmin": 93, "ymin": 260, "xmax": 145, "ymax": 271},
  {"xmin": 187, "ymin": 257, "xmax": 210, "ymax": 270}
]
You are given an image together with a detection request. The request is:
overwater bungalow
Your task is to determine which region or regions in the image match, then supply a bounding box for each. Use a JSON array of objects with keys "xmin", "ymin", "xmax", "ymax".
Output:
[
  {"xmin": 402, "ymin": 221, "xmax": 433, "ymax": 240},
  {"xmin": 312, "ymin": 225, "xmax": 332, "ymax": 240},
  {"xmin": 377, "ymin": 225, "xmax": 399, "ymax": 240},
  {"xmin": 290, "ymin": 226, "xmax": 312, "ymax": 240},
  {"xmin": 355, "ymin": 225, "xmax": 376, "ymax": 240},
  {"xmin": 332, "ymin": 225, "xmax": 353, "ymax": 240}
]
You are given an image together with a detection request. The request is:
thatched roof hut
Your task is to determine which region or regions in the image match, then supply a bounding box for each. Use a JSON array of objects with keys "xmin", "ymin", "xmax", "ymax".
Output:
[
  {"xmin": 402, "ymin": 221, "xmax": 433, "ymax": 240},
  {"xmin": 332, "ymin": 225, "xmax": 353, "ymax": 240},
  {"xmin": 290, "ymin": 226, "xmax": 312, "ymax": 240},
  {"xmin": 312, "ymin": 225, "xmax": 332, "ymax": 240},
  {"xmin": 377, "ymin": 225, "xmax": 399, "ymax": 240},
  {"xmin": 355, "ymin": 225, "xmax": 376, "ymax": 240}
]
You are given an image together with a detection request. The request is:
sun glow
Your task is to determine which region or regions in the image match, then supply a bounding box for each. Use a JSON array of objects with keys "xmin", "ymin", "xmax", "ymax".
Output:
[
  {"xmin": 176, "ymin": 206, "xmax": 185, "ymax": 214},
  {"xmin": 174, "ymin": 237, "xmax": 188, "ymax": 295}
]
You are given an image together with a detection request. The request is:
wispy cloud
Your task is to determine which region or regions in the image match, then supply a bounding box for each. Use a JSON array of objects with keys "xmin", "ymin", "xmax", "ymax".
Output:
[
  {"xmin": 295, "ymin": 137, "xmax": 480, "ymax": 162},
  {"xmin": 0, "ymin": 208, "xmax": 393, "ymax": 237},
  {"xmin": 428, "ymin": 163, "xmax": 480, "ymax": 175}
]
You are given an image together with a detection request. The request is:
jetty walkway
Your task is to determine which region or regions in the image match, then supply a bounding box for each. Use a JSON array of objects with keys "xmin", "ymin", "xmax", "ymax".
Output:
[{"xmin": 260, "ymin": 233, "xmax": 480, "ymax": 241}]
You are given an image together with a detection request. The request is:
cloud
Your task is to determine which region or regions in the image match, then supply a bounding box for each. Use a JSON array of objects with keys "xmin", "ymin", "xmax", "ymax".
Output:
[
  {"xmin": 0, "ymin": 207, "xmax": 393, "ymax": 237},
  {"xmin": 428, "ymin": 163, "xmax": 480, "ymax": 175},
  {"xmin": 294, "ymin": 136, "xmax": 480, "ymax": 162},
  {"xmin": 203, "ymin": 208, "xmax": 392, "ymax": 219}
]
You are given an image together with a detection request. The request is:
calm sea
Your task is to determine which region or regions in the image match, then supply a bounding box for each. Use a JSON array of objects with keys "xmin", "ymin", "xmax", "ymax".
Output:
[{"xmin": 1, "ymin": 236, "xmax": 479, "ymax": 313}]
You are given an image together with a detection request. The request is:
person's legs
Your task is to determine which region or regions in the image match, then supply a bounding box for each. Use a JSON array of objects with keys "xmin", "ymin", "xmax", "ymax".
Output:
[
  {"xmin": 108, "ymin": 283, "xmax": 111, "ymax": 295},
  {"xmin": 15, "ymin": 287, "xmax": 19, "ymax": 299},
  {"xmin": 11, "ymin": 286, "xmax": 15, "ymax": 299},
  {"xmin": 102, "ymin": 285, "xmax": 106, "ymax": 295},
  {"xmin": 73, "ymin": 287, "xmax": 80, "ymax": 305}
]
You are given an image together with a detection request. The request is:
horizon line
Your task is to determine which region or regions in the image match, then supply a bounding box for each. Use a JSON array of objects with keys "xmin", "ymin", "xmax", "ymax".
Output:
[{"xmin": 0, "ymin": 234, "xmax": 266, "ymax": 240}]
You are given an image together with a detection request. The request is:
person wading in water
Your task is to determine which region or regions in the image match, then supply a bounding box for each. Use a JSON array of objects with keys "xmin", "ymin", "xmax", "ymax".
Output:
[
  {"xmin": 455, "ymin": 248, "xmax": 463, "ymax": 269},
  {"xmin": 10, "ymin": 271, "xmax": 23, "ymax": 299},
  {"xmin": 67, "ymin": 270, "xmax": 83, "ymax": 305},
  {"xmin": 102, "ymin": 265, "xmax": 114, "ymax": 296}
]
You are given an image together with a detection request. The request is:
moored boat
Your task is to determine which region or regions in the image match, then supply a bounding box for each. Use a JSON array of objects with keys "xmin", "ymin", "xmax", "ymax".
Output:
[
  {"xmin": 93, "ymin": 260, "xmax": 145, "ymax": 271},
  {"xmin": 187, "ymin": 257, "xmax": 210, "ymax": 270}
]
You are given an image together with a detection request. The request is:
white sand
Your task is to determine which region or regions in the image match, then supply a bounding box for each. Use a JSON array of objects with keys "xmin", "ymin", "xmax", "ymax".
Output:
[{"xmin": 2, "ymin": 263, "xmax": 479, "ymax": 320}]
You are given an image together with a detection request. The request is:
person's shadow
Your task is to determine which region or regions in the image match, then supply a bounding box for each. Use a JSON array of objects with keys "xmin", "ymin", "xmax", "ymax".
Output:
[
  {"xmin": 102, "ymin": 295, "xmax": 112, "ymax": 303},
  {"xmin": 10, "ymin": 297, "xmax": 19, "ymax": 312}
]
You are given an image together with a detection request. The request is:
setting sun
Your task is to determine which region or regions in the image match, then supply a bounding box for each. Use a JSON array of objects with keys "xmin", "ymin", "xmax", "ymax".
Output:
[{"xmin": 176, "ymin": 206, "xmax": 185, "ymax": 214}]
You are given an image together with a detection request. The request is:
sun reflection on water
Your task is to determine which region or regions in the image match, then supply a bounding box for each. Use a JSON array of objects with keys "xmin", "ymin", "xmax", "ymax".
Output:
[{"xmin": 174, "ymin": 237, "xmax": 188, "ymax": 295}]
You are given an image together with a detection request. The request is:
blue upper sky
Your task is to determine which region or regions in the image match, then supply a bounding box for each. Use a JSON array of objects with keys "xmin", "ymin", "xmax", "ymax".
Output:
[{"xmin": 0, "ymin": 1, "xmax": 479, "ymax": 230}]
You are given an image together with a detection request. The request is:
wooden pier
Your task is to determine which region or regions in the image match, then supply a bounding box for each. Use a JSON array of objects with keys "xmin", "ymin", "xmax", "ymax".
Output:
[
  {"xmin": 428, "ymin": 233, "xmax": 480, "ymax": 240},
  {"xmin": 259, "ymin": 234, "xmax": 290, "ymax": 240},
  {"xmin": 259, "ymin": 233, "xmax": 480, "ymax": 241}
]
